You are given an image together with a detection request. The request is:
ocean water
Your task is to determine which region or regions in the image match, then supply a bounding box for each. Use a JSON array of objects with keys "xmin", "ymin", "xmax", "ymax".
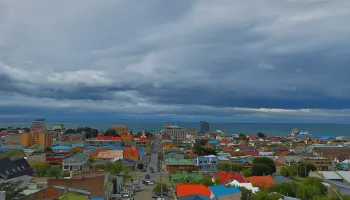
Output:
[{"xmin": 1, "ymin": 121, "xmax": 350, "ymax": 136}]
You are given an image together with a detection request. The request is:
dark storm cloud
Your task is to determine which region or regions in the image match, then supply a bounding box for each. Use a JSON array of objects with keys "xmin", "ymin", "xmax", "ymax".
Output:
[{"xmin": 1, "ymin": 0, "xmax": 350, "ymax": 122}]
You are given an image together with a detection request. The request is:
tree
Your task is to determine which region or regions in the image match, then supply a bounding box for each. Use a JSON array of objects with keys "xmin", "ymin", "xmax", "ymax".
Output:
[
  {"xmin": 239, "ymin": 186, "xmax": 253, "ymax": 200},
  {"xmin": 123, "ymin": 167, "xmax": 131, "ymax": 175},
  {"xmin": 252, "ymin": 164, "xmax": 271, "ymax": 176},
  {"xmin": 137, "ymin": 163, "xmax": 144, "ymax": 171},
  {"xmin": 297, "ymin": 163, "xmax": 317, "ymax": 177},
  {"xmin": 242, "ymin": 168, "xmax": 252, "ymax": 177},
  {"xmin": 45, "ymin": 147, "xmax": 53, "ymax": 152},
  {"xmin": 5, "ymin": 149, "xmax": 23, "ymax": 157},
  {"xmin": 109, "ymin": 161, "xmax": 123, "ymax": 175},
  {"xmin": 48, "ymin": 165, "xmax": 62, "ymax": 178},
  {"xmin": 252, "ymin": 157, "xmax": 276, "ymax": 175},
  {"xmin": 94, "ymin": 163, "xmax": 105, "ymax": 170},
  {"xmin": 267, "ymin": 182, "xmax": 298, "ymax": 197},
  {"xmin": 89, "ymin": 156, "xmax": 95, "ymax": 164},
  {"xmin": 104, "ymin": 129, "xmax": 119, "ymax": 137},
  {"xmin": 202, "ymin": 176, "xmax": 214, "ymax": 186},
  {"xmin": 257, "ymin": 132, "xmax": 266, "ymax": 138},
  {"xmin": 0, "ymin": 181, "xmax": 25, "ymax": 200},
  {"xmin": 34, "ymin": 164, "xmax": 49, "ymax": 177},
  {"xmin": 153, "ymin": 183, "xmax": 169, "ymax": 194},
  {"xmin": 239, "ymin": 134, "xmax": 248, "ymax": 140},
  {"xmin": 252, "ymin": 191, "xmax": 283, "ymax": 200}
]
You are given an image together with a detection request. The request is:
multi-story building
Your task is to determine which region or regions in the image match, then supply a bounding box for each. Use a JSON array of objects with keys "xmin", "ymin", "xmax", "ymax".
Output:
[
  {"xmin": 62, "ymin": 153, "xmax": 88, "ymax": 171},
  {"xmin": 84, "ymin": 136, "xmax": 122, "ymax": 147},
  {"xmin": 110, "ymin": 124, "xmax": 128, "ymax": 135},
  {"xmin": 161, "ymin": 124, "xmax": 186, "ymax": 141},
  {"xmin": 304, "ymin": 157, "xmax": 332, "ymax": 171},
  {"xmin": 30, "ymin": 118, "xmax": 46, "ymax": 133},
  {"xmin": 134, "ymin": 137, "xmax": 149, "ymax": 148},
  {"xmin": 195, "ymin": 155, "xmax": 218, "ymax": 172},
  {"xmin": 200, "ymin": 121, "xmax": 210, "ymax": 133},
  {"xmin": 20, "ymin": 132, "xmax": 53, "ymax": 151}
]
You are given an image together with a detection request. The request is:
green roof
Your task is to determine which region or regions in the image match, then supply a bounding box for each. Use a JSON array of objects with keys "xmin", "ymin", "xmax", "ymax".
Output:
[
  {"xmin": 165, "ymin": 158, "xmax": 194, "ymax": 166},
  {"xmin": 170, "ymin": 171, "xmax": 204, "ymax": 185},
  {"xmin": 58, "ymin": 193, "xmax": 87, "ymax": 200},
  {"xmin": 69, "ymin": 153, "xmax": 88, "ymax": 161},
  {"xmin": 284, "ymin": 156, "xmax": 302, "ymax": 162}
]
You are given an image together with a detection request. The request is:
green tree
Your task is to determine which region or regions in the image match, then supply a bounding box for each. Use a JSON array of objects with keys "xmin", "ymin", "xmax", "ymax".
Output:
[
  {"xmin": 301, "ymin": 177, "xmax": 327, "ymax": 195},
  {"xmin": 137, "ymin": 163, "xmax": 144, "ymax": 171},
  {"xmin": 296, "ymin": 184, "xmax": 322, "ymax": 200},
  {"xmin": 45, "ymin": 147, "xmax": 53, "ymax": 152},
  {"xmin": 109, "ymin": 161, "xmax": 123, "ymax": 175},
  {"xmin": 48, "ymin": 165, "xmax": 62, "ymax": 178},
  {"xmin": 202, "ymin": 176, "xmax": 214, "ymax": 186},
  {"xmin": 153, "ymin": 183, "xmax": 169, "ymax": 193},
  {"xmin": 238, "ymin": 186, "xmax": 252, "ymax": 200},
  {"xmin": 0, "ymin": 180, "xmax": 25, "ymax": 200},
  {"xmin": 94, "ymin": 163, "xmax": 105, "ymax": 170},
  {"xmin": 34, "ymin": 164, "xmax": 49, "ymax": 177},
  {"xmin": 5, "ymin": 149, "xmax": 23, "ymax": 157},
  {"xmin": 242, "ymin": 168, "xmax": 252, "ymax": 177},
  {"xmin": 267, "ymin": 182, "xmax": 298, "ymax": 197},
  {"xmin": 297, "ymin": 163, "xmax": 317, "ymax": 177},
  {"xmin": 252, "ymin": 157, "xmax": 276, "ymax": 175},
  {"xmin": 123, "ymin": 167, "xmax": 131, "ymax": 175},
  {"xmin": 252, "ymin": 191, "xmax": 283, "ymax": 200}
]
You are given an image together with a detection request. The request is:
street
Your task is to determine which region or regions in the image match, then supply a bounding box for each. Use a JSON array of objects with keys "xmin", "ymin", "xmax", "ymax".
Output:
[{"xmin": 132, "ymin": 135, "xmax": 171, "ymax": 200}]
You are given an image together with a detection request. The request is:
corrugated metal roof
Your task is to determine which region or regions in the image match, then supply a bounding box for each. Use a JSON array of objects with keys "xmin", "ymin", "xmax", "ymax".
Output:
[
  {"xmin": 209, "ymin": 185, "xmax": 241, "ymax": 196},
  {"xmin": 318, "ymin": 171, "xmax": 343, "ymax": 180},
  {"xmin": 336, "ymin": 171, "xmax": 350, "ymax": 182}
]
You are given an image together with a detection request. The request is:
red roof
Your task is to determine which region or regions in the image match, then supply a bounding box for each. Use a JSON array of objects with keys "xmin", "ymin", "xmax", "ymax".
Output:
[
  {"xmin": 123, "ymin": 147, "xmax": 138, "ymax": 158},
  {"xmin": 96, "ymin": 136, "xmax": 121, "ymax": 140},
  {"xmin": 213, "ymin": 171, "xmax": 245, "ymax": 184},
  {"xmin": 176, "ymin": 184, "xmax": 211, "ymax": 197},
  {"xmin": 278, "ymin": 151, "xmax": 295, "ymax": 156},
  {"xmin": 140, "ymin": 137, "xmax": 149, "ymax": 141},
  {"xmin": 246, "ymin": 176, "xmax": 276, "ymax": 188}
]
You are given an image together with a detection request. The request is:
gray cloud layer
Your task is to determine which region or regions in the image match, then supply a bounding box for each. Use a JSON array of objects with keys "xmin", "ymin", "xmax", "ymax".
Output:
[{"xmin": 1, "ymin": 0, "xmax": 350, "ymax": 122}]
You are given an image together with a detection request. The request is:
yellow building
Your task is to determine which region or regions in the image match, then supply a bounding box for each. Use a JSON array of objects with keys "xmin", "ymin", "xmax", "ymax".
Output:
[{"xmin": 20, "ymin": 132, "xmax": 53, "ymax": 150}]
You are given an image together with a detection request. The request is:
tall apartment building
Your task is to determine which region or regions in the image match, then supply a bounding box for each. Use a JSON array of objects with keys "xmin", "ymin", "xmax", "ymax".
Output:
[
  {"xmin": 30, "ymin": 118, "xmax": 46, "ymax": 133},
  {"xmin": 111, "ymin": 124, "xmax": 128, "ymax": 135},
  {"xmin": 200, "ymin": 121, "xmax": 210, "ymax": 133},
  {"xmin": 161, "ymin": 124, "xmax": 186, "ymax": 141},
  {"xmin": 20, "ymin": 132, "xmax": 53, "ymax": 150}
]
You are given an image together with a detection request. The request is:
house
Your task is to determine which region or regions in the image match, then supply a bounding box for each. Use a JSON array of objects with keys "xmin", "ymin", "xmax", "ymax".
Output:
[
  {"xmin": 0, "ymin": 157, "xmax": 33, "ymax": 179},
  {"xmin": 176, "ymin": 184, "xmax": 211, "ymax": 198},
  {"xmin": 123, "ymin": 147, "xmax": 138, "ymax": 161},
  {"xmin": 303, "ymin": 157, "xmax": 332, "ymax": 171},
  {"xmin": 62, "ymin": 153, "xmax": 88, "ymax": 171},
  {"xmin": 165, "ymin": 158, "xmax": 196, "ymax": 173},
  {"xmin": 277, "ymin": 156, "xmax": 303, "ymax": 166},
  {"xmin": 209, "ymin": 185, "xmax": 242, "ymax": 200},
  {"xmin": 170, "ymin": 171, "xmax": 204, "ymax": 186},
  {"xmin": 46, "ymin": 155, "xmax": 67, "ymax": 166},
  {"xmin": 97, "ymin": 150, "xmax": 123, "ymax": 162},
  {"xmin": 26, "ymin": 153, "xmax": 46, "ymax": 166},
  {"xmin": 246, "ymin": 176, "xmax": 276, "ymax": 189},
  {"xmin": 213, "ymin": 171, "xmax": 245, "ymax": 184},
  {"xmin": 274, "ymin": 160, "xmax": 287, "ymax": 173},
  {"xmin": 51, "ymin": 145, "xmax": 71, "ymax": 152},
  {"xmin": 227, "ymin": 180, "xmax": 259, "ymax": 194},
  {"xmin": 309, "ymin": 171, "xmax": 343, "ymax": 182},
  {"xmin": 194, "ymin": 155, "xmax": 218, "ymax": 172}
]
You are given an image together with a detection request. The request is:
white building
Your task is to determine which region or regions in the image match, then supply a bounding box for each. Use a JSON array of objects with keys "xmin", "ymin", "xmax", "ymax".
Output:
[
  {"xmin": 62, "ymin": 153, "xmax": 88, "ymax": 171},
  {"xmin": 161, "ymin": 124, "xmax": 186, "ymax": 141}
]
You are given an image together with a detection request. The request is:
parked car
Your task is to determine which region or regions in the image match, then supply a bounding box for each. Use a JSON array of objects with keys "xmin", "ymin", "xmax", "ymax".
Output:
[{"xmin": 145, "ymin": 174, "xmax": 151, "ymax": 179}]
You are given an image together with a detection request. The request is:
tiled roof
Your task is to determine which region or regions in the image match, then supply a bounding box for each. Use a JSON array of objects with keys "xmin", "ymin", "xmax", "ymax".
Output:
[
  {"xmin": 209, "ymin": 185, "xmax": 241, "ymax": 196},
  {"xmin": 123, "ymin": 147, "xmax": 138, "ymax": 158},
  {"xmin": 97, "ymin": 150, "xmax": 123, "ymax": 159},
  {"xmin": 213, "ymin": 171, "xmax": 245, "ymax": 184},
  {"xmin": 246, "ymin": 176, "xmax": 276, "ymax": 188},
  {"xmin": 176, "ymin": 184, "xmax": 211, "ymax": 197}
]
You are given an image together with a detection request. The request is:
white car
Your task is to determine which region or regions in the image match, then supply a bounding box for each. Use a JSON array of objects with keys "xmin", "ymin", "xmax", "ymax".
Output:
[{"xmin": 147, "ymin": 181, "xmax": 155, "ymax": 185}]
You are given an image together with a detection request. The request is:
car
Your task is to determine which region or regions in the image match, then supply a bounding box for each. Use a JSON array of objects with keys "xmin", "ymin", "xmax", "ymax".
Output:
[
  {"xmin": 147, "ymin": 181, "xmax": 155, "ymax": 185},
  {"xmin": 145, "ymin": 174, "xmax": 151, "ymax": 179},
  {"xmin": 151, "ymin": 170, "xmax": 155, "ymax": 173}
]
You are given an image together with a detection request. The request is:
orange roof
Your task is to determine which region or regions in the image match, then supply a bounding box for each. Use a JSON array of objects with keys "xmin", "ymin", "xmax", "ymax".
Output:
[
  {"xmin": 123, "ymin": 147, "xmax": 138, "ymax": 158},
  {"xmin": 140, "ymin": 137, "xmax": 149, "ymax": 141},
  {"xmin": 186, "ymin": 129, "xmax": 197, "ymax": 135},
  {"xmin": 176, "ymin": 184, "xmax": 211, "ymax": 197},
  {"xmin": 246, "ymin": 176, "xmax": 276, "ymax": 188}
]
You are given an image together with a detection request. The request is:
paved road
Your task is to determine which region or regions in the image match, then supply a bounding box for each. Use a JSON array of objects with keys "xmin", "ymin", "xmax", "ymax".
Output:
[{"xmin": 132, "ymin": 135, "xmax": 171, "ymax": 200}]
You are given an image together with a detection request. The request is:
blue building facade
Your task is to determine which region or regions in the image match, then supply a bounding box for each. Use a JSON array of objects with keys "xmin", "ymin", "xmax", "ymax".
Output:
[{"xmin": 195, "ymin": 155, "xmax": 218, "ymax": 172}]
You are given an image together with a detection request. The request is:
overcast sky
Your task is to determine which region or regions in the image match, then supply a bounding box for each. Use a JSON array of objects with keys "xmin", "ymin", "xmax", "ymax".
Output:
[{"xmin": 1, "ymin": 0, "xmax": 350, "ymax": 123}]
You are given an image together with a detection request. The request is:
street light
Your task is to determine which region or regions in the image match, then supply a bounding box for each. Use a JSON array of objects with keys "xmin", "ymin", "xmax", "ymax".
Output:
[{"xmin": 321, "ymin": 182, "xmax": 343, "ymax": 200}]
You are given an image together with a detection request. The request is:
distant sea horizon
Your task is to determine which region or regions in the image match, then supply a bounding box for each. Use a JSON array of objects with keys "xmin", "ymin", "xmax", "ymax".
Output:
[{"xmin": 1, "ymin": 121, "xmax": 350, "ymax": 137}]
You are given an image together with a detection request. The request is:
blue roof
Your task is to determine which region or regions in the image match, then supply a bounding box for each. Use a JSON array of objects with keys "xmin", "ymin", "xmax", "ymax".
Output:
[
  {"xmin": 71, "ymin": 143, "xmax": 84, "ymax": 147},
  {"xmin": 178, "ymin": 195, "xmax": 210, "ymax": 200},
  {"xmin": 209, "ymin": 140, "xmax": 218, "ymax": 145},
  {"xmin": 86, "ymin": 146, "xmax": 97, "ymax": 150},
  {"xmin": 98, "ymin": 145, "xmax": 124, "ymax": 150},
  {"xmin": 52, "ymin": 145, "xmax": 71, "ymax": 150},
  {"xmin": 91, "ymin": 198, "xmax": 103, "ymax": 200},
  {"xmin": 209, "ymin": 185, "xmax": 241, "ymax": 197}
]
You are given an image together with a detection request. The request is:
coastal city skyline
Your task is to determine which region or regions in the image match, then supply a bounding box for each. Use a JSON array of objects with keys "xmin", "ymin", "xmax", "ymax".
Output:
[{"xmin": 1, "ymin": 1, "xmax": 350, "ymax": 123}]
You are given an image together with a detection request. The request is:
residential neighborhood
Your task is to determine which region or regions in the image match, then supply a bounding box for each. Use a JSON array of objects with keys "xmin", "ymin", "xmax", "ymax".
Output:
[{"xmin": 1, "ymin": 119, "xmax": 350, "ymax": 199}]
